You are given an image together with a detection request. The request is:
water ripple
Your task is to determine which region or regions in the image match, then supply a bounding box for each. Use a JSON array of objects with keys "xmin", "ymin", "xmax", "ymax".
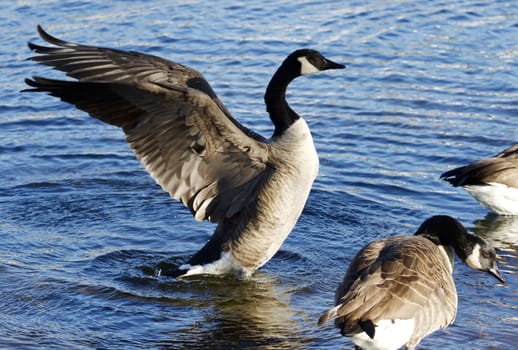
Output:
[{"xmin": 1, "ymin": 0, "xmax": 517, "ymax": 349}]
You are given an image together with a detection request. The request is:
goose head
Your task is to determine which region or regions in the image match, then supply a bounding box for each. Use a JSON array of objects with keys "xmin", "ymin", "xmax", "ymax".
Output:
[
  {"xmin": 462, "ymin": 234, "xmax": 505, "ymax": 283},
  {"xmin": 415, "ymin": 215, "xmax": 505, "ymax": 283},
  {"xmin": 265, "ymin": 49, "xmax": 344, "ymax": 136},
  {"xmin": 273, "ymin": 49, "xmax": 345, "ymax": 83},
  {"xmin": 291, "ymin": 49, "xmax": 346, "ymax": 75}
]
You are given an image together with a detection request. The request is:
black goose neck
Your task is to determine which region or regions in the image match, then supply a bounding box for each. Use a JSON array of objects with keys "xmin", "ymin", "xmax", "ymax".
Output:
[
  {"xmin": 450, "ymin": 234, "xmax": 478, "ymax": 262},
  {"xmin": 414, "ymin": 216, "xmax": 473, "ymax": 261},
  {"xmin": 264, "ymin": 61, "xmax": 300, "ymax": 137}
]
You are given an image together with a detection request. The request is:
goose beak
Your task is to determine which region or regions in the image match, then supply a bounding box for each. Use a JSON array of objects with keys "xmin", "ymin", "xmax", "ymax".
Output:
[
  {"xmin": 488, "ymin": 266, "xmax": 505, "ymax": 284},
  {"xmin": 323, "ymin": 58, "xmax": 345, "ymax": 70}
]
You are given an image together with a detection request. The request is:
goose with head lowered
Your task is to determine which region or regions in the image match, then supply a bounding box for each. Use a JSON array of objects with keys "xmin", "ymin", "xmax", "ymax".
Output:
[
  {"xmin": 440, "ymin": 144, "xmax": 518, "ymax": 215},
  {"xmin": 318, "ymin": 215, "xmax": 504, "ymax": 350},
  {"xmin": 24, "ymin": 26, "xmax": 345, "ymax": 280}
]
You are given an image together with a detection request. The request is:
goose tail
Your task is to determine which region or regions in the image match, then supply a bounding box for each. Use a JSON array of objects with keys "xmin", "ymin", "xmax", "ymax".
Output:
[{"xmin": 317, "ymin": 305, "xmax": 340, "ymax": 326}]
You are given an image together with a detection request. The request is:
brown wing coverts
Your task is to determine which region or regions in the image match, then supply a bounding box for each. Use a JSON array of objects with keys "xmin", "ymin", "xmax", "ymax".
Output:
[{"xmin": 25, "ymin": 26, "xmax": 271, "ymax": 222}]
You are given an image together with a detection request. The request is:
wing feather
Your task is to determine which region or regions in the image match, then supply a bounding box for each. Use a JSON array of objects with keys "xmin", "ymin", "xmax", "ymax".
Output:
[
  {"xmin": 441, "ymin": 144, "xmax": 518, "ymax": 188},
  {"xmin": 25, "ymin": 26, "xmax": 272, "ymax": 223},
  {"xmin": 328, "ymin": 236, "xmax": 456, "ymax": 335}
]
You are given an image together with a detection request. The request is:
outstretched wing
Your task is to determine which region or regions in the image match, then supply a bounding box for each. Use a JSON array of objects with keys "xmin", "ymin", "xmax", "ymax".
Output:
[
  {"xmin": 440, "ymin": 144, "xmax": 518, "ymax": 188},
  {"xmin": 25, "ymin": 25, "xmax": 272, "ymax": 222}
]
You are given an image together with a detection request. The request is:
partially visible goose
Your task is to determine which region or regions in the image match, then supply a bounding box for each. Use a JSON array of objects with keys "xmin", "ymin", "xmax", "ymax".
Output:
[
  {"xmin": 440, "ymin": 144, "xmax": 518, "ymax": 215},
  {"xmin": 24, "ymin": 26, "xmax": 344, "ymax": 279},
  {"xmin": 318, "ymin": 215, "xmax": 504, "ymax": 350}
]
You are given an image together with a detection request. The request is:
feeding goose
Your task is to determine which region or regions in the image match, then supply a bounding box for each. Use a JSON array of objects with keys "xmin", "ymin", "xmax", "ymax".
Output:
[
  {"xmin": 24, "ymin": 26, "xmax": 345, "ymax": 279},
  {"xmin": 318, "ymin": 215, "xmax": 504, "ymax": 350},
  {"xmin": 440, "ymin": 144, "xmax": 518, "ymax": 215}
]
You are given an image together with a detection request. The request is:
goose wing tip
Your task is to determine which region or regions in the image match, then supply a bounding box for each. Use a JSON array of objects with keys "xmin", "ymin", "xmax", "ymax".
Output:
[
  {"xmin": 21, "ymin": 77, "xmax": 43, "ymax": 92},
  {"xmin": 439, "ymin": 169, "xmax": 461, "ymax": 186},
  {"xmin": 32, "ymin": 24, "xmax": 76, "ymax": 48}
]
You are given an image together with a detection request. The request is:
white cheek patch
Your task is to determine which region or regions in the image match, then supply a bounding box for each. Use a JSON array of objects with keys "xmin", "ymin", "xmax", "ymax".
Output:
[
  {"xmin": 465, "ymin": 244, "xmax": 483, "ymax": 270},
  {"xmin": 298, "ymin": 56, "xmax": 320, "ymax": 75}
]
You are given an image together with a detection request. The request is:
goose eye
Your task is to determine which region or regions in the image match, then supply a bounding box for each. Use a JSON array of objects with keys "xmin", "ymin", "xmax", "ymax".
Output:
[
  {"xmin": 311, "ymin": 54, "xmax": 324, "ymax": 66},
  {"xmin": 480, "ymin": 249, "xmax": 493, "ymax": 260}
]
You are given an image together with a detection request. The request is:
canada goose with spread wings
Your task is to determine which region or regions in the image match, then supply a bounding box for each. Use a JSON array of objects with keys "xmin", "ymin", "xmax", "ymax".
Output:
[{"xmin": 24, "ymin": 25, "xmax": 345, "ymax": 279}]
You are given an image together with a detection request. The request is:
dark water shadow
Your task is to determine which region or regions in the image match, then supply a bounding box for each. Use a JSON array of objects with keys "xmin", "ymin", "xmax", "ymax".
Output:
[
  {"xmin": 155, "ymin": 275, "xmax": 314, "ymax": 349},
  {"xmin": 84, "ymin": 250, "xmax": 315, "ymax": 349}
]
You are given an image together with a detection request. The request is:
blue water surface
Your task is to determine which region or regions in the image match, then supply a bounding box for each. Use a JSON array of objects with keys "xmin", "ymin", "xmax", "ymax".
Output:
[{"xmin": 1, "ymin": 1, "xmax": 517, "ymax": 349}]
